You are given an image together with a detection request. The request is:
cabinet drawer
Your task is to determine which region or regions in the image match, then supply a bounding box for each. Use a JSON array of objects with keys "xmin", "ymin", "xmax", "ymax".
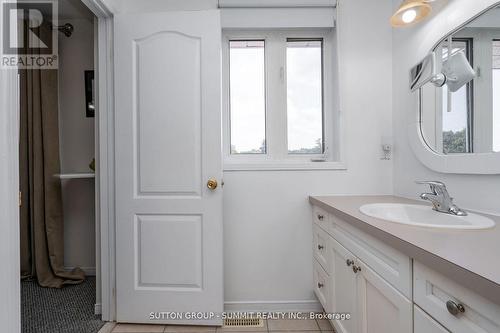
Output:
[
  {"xmin": 329, "ymin": 213, "xmax": 412, "ymax": 298},
  {"xmin": 414, "ymin": 305, "xmax": 448, "ymax": 333},
  {"xmin": 313, "ymin": 224, "xmax": 332, "ymax": 274},
  {"xmin": 414, "ymin": 261, "xmax": 500, "ymax": 333},
  {"xmin": 313, "ymin": 206, "xmax": 331, "ymax": 232},
  {"xmin": 313, "ymin": 259, "xmax": 331, "ymax": 312}
]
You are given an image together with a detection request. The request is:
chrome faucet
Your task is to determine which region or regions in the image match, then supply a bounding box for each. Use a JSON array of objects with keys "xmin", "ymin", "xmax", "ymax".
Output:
[{"xmin": 416, "ymin": 181, "xmax": 467, "ymax": 216}]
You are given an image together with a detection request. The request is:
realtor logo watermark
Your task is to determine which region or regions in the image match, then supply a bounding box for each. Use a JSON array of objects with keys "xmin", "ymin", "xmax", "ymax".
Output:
[{"xmin": 1, "ymin": 0, "xmax": 58, "ymax": 69}]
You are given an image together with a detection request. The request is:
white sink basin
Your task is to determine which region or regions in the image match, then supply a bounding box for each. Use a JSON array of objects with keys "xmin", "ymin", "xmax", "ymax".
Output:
[{"xmin": 359, "ymin": 203, "xmax": 495, "ymax": 230}]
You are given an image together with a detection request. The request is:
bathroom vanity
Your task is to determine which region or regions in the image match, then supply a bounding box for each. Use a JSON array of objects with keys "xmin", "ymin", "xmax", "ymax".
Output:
[{"xmin": 310, "ymin": 195, "xmax": 500, "ymax": 333}]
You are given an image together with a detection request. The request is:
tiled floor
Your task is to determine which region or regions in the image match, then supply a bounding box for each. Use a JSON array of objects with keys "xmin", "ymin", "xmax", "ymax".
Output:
[{"xmin": 111, "ymin": 318, "xmax": 335, "ymax": 333}]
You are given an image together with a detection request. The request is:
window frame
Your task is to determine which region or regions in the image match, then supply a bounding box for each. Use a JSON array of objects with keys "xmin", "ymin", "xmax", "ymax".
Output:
[
  {"xmin": 222, "ymin": 29, "xmax": 343, "ymax": 171},
  {"xmin": 452, "ymin": 28, "xmax": 500, "ymax": 153},
  {"xmin": 452, "ymin": 37, "xmax": 474, "ymax": 154}
]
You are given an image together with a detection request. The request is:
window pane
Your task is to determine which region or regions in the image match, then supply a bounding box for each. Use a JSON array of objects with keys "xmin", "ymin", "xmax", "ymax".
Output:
[
  {"xmin": 287, "ymin": 40, "xmax": 323, "ymax": 154},
  {"xmin": 442, "ymin": 84, "xmax": 469, "ymax": 154},
  {"xmin": 229, "ymin": 40, "xmax": 266, "ymax": 154},
  {"xmin": 440, "ymin": 39, "xmax": 472, "ymax": 154},
  {"xmin": 493, "ymin": 40, "xmax": 500, "ymax": 152}
]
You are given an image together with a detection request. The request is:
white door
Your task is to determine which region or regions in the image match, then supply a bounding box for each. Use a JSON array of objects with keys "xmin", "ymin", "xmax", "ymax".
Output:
[
  {"xmin": 330, "ymin": 238, "xmax": 357, "ymax": 333},
  {"xmin": 356, "ymin": 259, "xmax": 412, "ymax": 333},
  {"xmin": 114, "ymin": 10, "xmax": 223, "ymax": 325}
]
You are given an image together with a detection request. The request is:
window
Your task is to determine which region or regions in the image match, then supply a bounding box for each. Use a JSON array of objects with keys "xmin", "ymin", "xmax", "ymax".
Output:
[
  {"xmin": 229, "ymin": 40, "xmax": 266, "ymax": 154},
  {"xmin": 286, "ymin": 39, "xmax": 324, "ymax": 154},
  {"xmin": 223, "ymin": 30, "xmax": 339, "ymax": 169},
  {"xmin": 492, "ymin": 40, "xmax": 500, "ymax": 152}
]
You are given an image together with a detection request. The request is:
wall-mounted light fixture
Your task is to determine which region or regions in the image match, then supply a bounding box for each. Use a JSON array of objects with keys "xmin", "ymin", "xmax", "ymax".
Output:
[{"xmin": 391, "ymin": 0, "xmax": 435, "ymax": 27}]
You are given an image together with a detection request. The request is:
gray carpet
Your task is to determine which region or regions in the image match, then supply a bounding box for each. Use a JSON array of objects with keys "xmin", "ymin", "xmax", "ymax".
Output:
[{"xmin": 22, "ymin": 277, "xmax": 105, "ymax": 333}]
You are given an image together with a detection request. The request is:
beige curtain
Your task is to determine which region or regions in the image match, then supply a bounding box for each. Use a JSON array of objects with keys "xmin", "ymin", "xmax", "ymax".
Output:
[{"xmin": 19, "ymin": 21, "xmax": 85, "ymax": 288}]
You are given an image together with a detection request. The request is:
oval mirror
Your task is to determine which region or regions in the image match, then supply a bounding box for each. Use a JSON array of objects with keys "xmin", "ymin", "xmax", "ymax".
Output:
[{"xmin": 419, "ymin": 4, "xmax": 500, "ymax": 157}]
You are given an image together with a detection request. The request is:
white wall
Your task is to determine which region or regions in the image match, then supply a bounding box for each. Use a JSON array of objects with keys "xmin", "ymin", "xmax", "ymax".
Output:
[
  {"xmin": 58, "ymin": 18, "xmax": 96, "ymax": 273},
  {"xmin": 392, "ymin": 0, "xmax": 500, "ymax": 215},
  {"xmin": 223, "ymin": 0, "xmax": 394, "ymax": 309}
]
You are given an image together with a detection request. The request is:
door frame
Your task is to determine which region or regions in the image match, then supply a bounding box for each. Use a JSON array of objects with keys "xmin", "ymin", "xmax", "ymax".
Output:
[
  {"xmin": 0, "ymin": 45, "xmax": 21, "ymax": 333},
  {"xmin": 0, "ymin": 0, "xmax": 116, "ymax": 330},
  {"xmin": 80, "ymin": 0, "xmax": 116, "ymax": 321}
]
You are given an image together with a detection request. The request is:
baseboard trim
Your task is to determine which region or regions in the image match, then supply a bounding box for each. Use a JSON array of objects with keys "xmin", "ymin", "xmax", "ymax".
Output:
[
  {"xmin": 97, "ymin": 322, "xmax": 116, "ymax": 333},
  {"xmin": 64, "ymin": 266, "xmax": 96, "ymax": 276},
  {"xmin": 224, "ymin": 300, "xmax": 323, "ymax": 312}
]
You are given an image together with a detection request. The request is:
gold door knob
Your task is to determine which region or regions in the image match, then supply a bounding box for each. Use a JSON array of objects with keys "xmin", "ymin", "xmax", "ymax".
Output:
[{"xmin": 207, "ymin": 179, "xmax": 218, "ymax": 190}]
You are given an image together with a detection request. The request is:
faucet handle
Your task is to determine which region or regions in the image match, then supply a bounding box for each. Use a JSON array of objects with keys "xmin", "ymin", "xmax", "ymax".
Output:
[
  {"xmin": 415, "ymin": 180, "xmax": 447, "ymax": 193},
  {"xmin": 415, "ymin": 180, "xmax": 446, "ymax": 187}
]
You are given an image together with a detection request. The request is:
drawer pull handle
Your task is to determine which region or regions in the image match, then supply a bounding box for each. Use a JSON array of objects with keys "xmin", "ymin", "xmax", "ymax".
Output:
[
  {"xmin": 317, "ymin": 244, "xmax": 324, "ymax": 250},
  {"xmin": 346, "ymin": 259, "xmax": 354, "ymax": 267},
  {"xmin": 317, "ymin": 214, "xmax": 324, "ymax": 221},
  {"xmin": 352, "ymin": 265, "xmax": 361, "ymax": 273},
  {"xmin": 446, "ymin": 300, "xmax": 465, "ymax": 316},
  {"xmin": 317, "ymin": 282, "xmax": 324, "ymax": 289}
]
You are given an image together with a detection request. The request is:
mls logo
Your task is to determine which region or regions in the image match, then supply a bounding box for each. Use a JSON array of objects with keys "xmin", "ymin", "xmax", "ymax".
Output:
[{"xmin": 1, "ymin": 0, "xmax": 58, "ymax": 68}]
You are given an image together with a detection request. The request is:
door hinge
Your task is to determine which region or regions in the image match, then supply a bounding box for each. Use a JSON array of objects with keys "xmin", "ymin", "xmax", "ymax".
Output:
[{"xmin": 19, "ymin": 191, "xmax": 22, "ymax": 207}]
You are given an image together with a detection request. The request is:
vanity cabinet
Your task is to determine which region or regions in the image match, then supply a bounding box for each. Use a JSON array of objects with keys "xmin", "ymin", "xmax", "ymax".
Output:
[
  {"xmin": 312, "ymin": 211, "xmax": 412, "ymax": 333},
  {"xmin": 311, "ymin": 203, "xmax": 500, "ymax": 333}
]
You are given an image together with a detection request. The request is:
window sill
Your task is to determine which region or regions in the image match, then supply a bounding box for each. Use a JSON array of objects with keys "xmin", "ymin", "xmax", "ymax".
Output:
[{"xmin": 223, "ymin": 161, "xmax": 347, "ymax": 171}]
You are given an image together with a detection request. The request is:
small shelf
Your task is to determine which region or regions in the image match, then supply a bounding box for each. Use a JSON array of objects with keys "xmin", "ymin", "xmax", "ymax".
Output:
[{"xmin": 53, "ymin": 173, "xmax": 95, "ymax": 180}]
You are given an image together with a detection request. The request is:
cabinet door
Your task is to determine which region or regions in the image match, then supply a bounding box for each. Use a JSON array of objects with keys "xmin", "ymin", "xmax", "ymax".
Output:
[
  {"xmin": 356, "ymin": 259, "xmax": 412, "ymax": 333},
  {"xmin": 330, "ymin": 238, "xmax": 357, "ymax": 333},
  {"xmin": 414, "ymin": 305, "xmax": 449, "ymax": 333}
]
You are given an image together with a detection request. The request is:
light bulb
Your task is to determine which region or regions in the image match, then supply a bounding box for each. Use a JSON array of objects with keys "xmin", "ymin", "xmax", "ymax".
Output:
[{"xmin": 402, "ymin": 9, "xmax": 417, "ymax": 23}]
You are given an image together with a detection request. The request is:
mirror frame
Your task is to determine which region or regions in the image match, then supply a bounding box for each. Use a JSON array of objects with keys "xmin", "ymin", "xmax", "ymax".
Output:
[{"xmin": 410, "ymin": 1, "xmax": 500, "ymax": 174}]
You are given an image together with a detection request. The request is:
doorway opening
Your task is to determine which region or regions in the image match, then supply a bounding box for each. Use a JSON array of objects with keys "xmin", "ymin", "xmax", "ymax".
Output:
[{"xmin": 18, "ymin": 0, "xmax": 102, "ymax": 332}]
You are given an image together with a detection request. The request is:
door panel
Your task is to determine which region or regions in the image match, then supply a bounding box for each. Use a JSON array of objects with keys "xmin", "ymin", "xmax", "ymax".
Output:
[
  {"xmin": 114, "ymin": 10, "xmax": 223, "ymax": 325},
  {"xmin": 136, "ymin": 215, "xmax": 202, "ymax": 288},
  {"xmin": 135, "ymin": 32, "xmax": 202, "ymax": 196}
]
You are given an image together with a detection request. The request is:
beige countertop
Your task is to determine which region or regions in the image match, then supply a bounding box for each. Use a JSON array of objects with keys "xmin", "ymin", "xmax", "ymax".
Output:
[{"xmin": 309, "ymin": 195, "xmax": 500, "ymax": 303}]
